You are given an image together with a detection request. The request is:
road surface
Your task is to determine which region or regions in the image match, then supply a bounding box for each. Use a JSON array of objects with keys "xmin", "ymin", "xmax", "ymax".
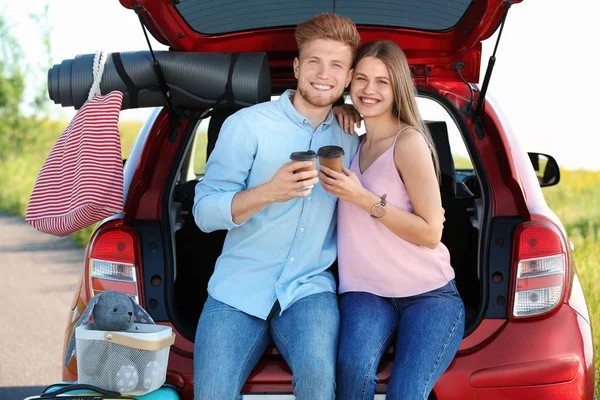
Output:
[{"xmin": 0, "ymin": 213, "xmax": 84, "ymax": 399}]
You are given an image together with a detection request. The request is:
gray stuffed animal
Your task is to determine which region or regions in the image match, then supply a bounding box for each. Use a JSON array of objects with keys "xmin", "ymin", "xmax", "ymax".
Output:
[{"xmin": 64, "ymin": 290, "xmax": 154, "ymax": 366}]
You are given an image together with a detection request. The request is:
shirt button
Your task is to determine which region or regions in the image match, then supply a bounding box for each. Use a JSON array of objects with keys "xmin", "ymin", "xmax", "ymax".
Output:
[
  {"xmin": 290, "ymin": 257, "xmax": 295, "ymax": 262},
  {"xmin": 307, "ymin": 197, "xmax": 311, "ymax": 201},
  {"xmin": 299, "ymin": 228, "xmax": 304, "ymax": 233}
]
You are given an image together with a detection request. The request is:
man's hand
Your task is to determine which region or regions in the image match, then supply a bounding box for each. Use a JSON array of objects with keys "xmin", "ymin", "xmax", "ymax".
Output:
[
  {"xmin": 266, "ymin": 161, "xmax": 319, "ymax": 202},
  {"xmin": 332, "ymin": 104, "xmax": 362, "ymax": 134},
  {"xmin": 230, "ymin": 161, "xmax": 317, "ymax": 225}
]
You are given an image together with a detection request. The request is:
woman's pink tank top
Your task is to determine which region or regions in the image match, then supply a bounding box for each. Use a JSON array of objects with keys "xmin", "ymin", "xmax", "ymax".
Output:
[{"xmin": 337, "ymin": 127, "xmax": 455, "ymax": 297}]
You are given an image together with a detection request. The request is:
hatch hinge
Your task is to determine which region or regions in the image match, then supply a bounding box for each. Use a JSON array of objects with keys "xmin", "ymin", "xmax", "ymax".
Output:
[{"xmin": 410, "ymin": 65, "xmax": 432, "ymax": 83}]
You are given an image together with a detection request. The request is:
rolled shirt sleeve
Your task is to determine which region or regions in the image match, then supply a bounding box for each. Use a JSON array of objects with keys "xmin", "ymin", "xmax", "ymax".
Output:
[{"xmin": 193, "ymin": 113, "xmax": 257, "ymax": 232}]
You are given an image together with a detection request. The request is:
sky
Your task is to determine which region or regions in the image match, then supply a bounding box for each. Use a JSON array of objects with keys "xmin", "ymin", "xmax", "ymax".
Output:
[{"xmin": 1, "ymin": 0, "xmax": 599, "ymax": 171}]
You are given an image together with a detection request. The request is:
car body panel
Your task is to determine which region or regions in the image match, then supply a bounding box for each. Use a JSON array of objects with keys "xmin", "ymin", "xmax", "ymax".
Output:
[
  {"xmin": 60, "ymin": 1, "xmax": 595, "ymax": 398},
  {"xmin": 434, "ymin": 306, "xmax": 594, "ymax": 399}
]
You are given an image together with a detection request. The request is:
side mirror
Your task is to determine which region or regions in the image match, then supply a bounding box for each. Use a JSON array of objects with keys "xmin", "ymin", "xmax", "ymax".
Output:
[{"xmin": 528, "ymin": 152, "xmax": 560, "ymax": 187}]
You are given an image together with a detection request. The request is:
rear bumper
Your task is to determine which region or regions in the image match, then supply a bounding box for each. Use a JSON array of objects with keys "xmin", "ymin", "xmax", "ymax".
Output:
[
  {"xmin": 64, "ymin": 306, "xmax": 594, "ymax": 400},
  {"xmin": 433, "ymin": 305, "xmax": 594, "ymax": 399}
]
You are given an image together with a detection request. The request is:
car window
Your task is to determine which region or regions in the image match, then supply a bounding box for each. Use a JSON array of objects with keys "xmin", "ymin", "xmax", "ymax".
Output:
[
  {"xmin": 416, "ymin": 97, "xmax": 473, "ymax": 170},
  {"xmin": 192, "ymin": 94, "xmax": 473, "ymax": 176},
  {"xmin": 344, "ymin": 95, "xmax": 473, "ymax": 171},
  {"xmin": 193, "ymin": 117, "xmax": 210, "ymax": 175},
  {"xmin": 192, "ymin": 97, "xmax": 283, "ymax": 177},
  {"xmin": 176, "ymin": 0, "xmax": 473, "ymax": 35}
]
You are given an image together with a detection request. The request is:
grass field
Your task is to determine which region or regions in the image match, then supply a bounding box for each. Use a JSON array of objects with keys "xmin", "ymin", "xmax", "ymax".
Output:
[
  {"xmin": 542, "ymin": 169, "xmax": 599, "ymax": 396},
  {"xmin": 0, "ymin": 121, "xmax": 597, "ymax": 396}
]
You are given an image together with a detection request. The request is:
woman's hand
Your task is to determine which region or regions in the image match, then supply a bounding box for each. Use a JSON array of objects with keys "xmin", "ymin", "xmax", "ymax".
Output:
[
  {"xmin": 332, "ymin": 104, "xmax": 362, "ymax": 134},
  {"xmin": 319, "ymin": 165, "xmax": 368, "ymax": 203}
]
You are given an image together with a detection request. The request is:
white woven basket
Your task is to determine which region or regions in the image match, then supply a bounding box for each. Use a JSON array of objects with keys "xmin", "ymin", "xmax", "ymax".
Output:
[{"xmin": 75, "ymin": 323, "xmax": 175, "ymax": 395}]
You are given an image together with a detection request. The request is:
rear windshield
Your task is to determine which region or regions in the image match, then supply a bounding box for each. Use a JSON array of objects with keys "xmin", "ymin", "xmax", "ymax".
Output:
[{"xmin": 175, "ymin": 0, "xmax": 473, "ymax": 35}]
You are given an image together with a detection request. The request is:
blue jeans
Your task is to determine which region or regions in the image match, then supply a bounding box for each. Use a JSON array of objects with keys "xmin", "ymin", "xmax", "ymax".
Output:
[
  {"xmin": 193, "ymin": 292, "xmax": 339, "ymax": 400},
  {"xmin": 337, "ymin": 281, "xmax": 465, "ymax": 400}
]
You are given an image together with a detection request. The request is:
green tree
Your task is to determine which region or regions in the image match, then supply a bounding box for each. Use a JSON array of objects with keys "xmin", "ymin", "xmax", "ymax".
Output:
[
  {"xmin": 0, "ymin": 15, "xmax": 26, "ymax": 157},
  {"xmin": 29, "ymin": 4, "xmax": 53, "ymax": 114},
  {"xmin": 0, "ymin": 7, "xmax": 52, "ymax": 159}
]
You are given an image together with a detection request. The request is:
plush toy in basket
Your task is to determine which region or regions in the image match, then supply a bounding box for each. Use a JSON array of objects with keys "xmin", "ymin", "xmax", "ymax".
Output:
[{"xmin": 65, "ymin": 291, "xmax": 176, "ymax": 396}]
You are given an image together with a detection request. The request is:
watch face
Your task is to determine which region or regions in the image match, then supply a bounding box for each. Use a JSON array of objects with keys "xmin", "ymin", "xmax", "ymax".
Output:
[{"xmin": 371, "ymin": 204, "xmax": 386, "ymax": 218}]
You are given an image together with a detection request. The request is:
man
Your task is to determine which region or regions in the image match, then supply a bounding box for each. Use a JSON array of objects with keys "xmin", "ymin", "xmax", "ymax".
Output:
[{"xmin": 192, "ymin": 13, "xmax": 360, "ymax": 400}]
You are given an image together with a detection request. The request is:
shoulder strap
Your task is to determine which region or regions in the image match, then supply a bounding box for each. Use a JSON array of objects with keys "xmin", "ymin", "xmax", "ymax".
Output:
[
  {"xmin": 392, "ymin": 125, "xmax": 416, "ymax": 146},
  {"xmin": 392, "ymin": 125, "xmax": 433, "ymax": 154}
]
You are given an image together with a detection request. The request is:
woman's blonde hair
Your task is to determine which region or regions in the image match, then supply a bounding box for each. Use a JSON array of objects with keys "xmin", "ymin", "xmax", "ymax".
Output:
[{"xmin": 354, "ymin": 40, "xmax": 440, "ymax": 180}]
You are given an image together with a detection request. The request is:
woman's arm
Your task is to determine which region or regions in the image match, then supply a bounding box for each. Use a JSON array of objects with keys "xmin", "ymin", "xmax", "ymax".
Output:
[
  {"xmin": 332, "ymin": 104, "xmax": 362, "ymax": 134},
  {"xmin": 319, "ymin": 129, "xmax": 444, "ymax": 248}
]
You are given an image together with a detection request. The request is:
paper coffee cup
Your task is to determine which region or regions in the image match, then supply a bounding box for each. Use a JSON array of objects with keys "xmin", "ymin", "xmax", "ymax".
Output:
[
  {"xmin": 290, "ymin": 150, "xmax": 317, "ymax": 177},
  {"xmin": 318, "ymin": 146, "xmax": 345, "ymax": 173}
]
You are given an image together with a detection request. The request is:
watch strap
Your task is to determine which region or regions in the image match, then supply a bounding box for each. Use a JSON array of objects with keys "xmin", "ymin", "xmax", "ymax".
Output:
[{"xmin": 380, "ymin": 194, "xmax": 387, "ymax": 206}]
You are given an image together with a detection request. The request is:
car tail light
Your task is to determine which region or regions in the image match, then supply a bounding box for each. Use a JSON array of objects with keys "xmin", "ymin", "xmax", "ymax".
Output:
[
  {"xmin": 87, "ymin": 228, "xmax": 141, "ymax": 303},
  {"xmin": 511, "ymin": 222, "xmax": 568, "ymax": 318}
]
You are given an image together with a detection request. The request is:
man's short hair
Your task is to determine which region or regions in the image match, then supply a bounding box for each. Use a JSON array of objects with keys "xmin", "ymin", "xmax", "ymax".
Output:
[{"xmin": 295, "ymin": 13, "xmax": 360, "ymax": 59}]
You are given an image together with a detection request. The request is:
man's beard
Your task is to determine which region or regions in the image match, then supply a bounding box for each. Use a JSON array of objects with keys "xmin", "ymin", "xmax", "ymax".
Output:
[{"xmin": 297, "ymin": 82, "xmax": 341, "ymax": 108}]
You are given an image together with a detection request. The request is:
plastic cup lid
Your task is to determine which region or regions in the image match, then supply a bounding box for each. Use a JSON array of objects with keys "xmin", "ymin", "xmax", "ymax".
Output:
[
  {"xmin": 290, "ymin": 150, "xmax": 317, "ymax": 161},
  {"xmin": 317, "ymin": 145, "xmax": 345, "ymax": 158}
]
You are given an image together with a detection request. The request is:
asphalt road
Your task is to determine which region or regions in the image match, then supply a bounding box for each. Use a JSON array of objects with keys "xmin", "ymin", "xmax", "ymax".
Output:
[{"xmin": 0, "ymin": 213, "xmax": 84, "ymax": 400}]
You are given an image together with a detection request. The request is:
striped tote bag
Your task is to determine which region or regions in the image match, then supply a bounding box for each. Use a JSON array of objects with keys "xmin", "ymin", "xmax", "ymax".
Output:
[{"xmin": 26, "ymin": 52, "xmax": 125, "ymax": 236}]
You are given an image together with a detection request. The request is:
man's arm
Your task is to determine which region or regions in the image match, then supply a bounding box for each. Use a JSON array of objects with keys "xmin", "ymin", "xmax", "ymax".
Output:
[
  {"xmin": 230, "ymin": 183, "xmax": 274, "ymax": 225},
  {"xmin": 193, "ymin": 113, "xmax": 257, "ymax": 232},
  {"xmin": 193, "ymin": 113, "xmax": 319, "ymax": 232}
]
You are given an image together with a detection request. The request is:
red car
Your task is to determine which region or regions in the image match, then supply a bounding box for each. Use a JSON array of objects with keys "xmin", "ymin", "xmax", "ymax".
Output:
[{"xmin": 59, "ymin": 0, "xmax": 595, "ymax": 398}]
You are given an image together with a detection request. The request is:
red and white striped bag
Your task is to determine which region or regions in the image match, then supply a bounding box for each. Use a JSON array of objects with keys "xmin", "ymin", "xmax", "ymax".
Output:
[{"xmin": 26, "ymin": 52, "xmax": 125, "ymax": 236}]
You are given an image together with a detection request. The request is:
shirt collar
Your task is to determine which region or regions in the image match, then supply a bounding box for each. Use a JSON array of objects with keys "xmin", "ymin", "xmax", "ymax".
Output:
[{"xmin": 279, "ymin": 89, "xmax": 335, "ymax": 128}]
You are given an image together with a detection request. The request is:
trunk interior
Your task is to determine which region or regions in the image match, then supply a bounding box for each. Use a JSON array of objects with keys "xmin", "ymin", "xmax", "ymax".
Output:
[{"xmin": 166, "ymin": 89, "xmax": 485, "ymax": 374}]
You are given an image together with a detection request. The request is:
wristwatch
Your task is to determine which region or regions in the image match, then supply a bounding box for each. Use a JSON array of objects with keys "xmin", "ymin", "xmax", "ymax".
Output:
[{"xmin": 370, "ymin": 194, "xmax": 387, "ymax": 218}]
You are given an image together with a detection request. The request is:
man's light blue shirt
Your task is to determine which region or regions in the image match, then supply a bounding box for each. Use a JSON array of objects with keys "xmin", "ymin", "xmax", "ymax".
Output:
[{"xmin": 193, "ymin": 90, "xmax": 359, "ymax": 319}]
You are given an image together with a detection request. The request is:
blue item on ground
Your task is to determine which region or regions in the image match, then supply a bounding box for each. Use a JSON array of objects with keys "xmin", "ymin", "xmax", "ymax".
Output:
[{"xmin": 24, "ymin": 382, "xmax": 180, "ymax": 399}]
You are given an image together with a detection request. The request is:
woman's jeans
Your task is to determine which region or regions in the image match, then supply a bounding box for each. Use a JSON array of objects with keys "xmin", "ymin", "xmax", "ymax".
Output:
[
  {"xmin": 193, "ymin": 292, "xmax": 339, "ymax": 400},
  {"xmin": 337, "ymin": 281, "xmax": 465, "ymax": 400}
]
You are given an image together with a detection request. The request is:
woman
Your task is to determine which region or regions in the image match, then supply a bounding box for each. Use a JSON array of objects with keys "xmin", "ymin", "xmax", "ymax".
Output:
[{"xmin": 321, "ymin": 40, "xmax": 465, "ymax": 400}]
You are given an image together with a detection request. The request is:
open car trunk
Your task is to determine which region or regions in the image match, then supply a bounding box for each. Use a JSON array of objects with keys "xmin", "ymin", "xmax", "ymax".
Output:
[
  {"xmin": 170, "ymin": 115, "xmax": 484, "ymax": 326},
  {"xmin": 167, "ymin": 90, "xmax": 485, "ymax": 390}
]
